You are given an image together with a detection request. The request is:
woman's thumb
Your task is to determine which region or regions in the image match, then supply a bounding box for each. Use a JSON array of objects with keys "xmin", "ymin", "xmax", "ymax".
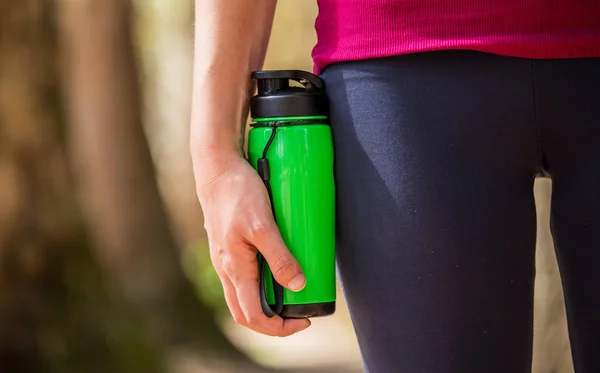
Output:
[{"xmin": 250, "ymin": 222, "xmax": 305, "ymax": 292}]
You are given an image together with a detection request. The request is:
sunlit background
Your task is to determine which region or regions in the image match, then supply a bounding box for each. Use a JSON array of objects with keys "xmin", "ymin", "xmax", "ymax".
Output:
[{"xmin": 0, "ymin": 0, "xmax": 574, "ymax": 372}]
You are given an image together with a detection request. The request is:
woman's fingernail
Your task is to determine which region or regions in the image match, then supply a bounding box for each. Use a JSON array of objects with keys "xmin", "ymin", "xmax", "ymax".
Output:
[
  {"xmin": 298, "ymin": 320, "xmax": 311, "ymax": 331},
  {"xmin": 288, "ymin": 273, "xmax": 306, "ymax": 291}
]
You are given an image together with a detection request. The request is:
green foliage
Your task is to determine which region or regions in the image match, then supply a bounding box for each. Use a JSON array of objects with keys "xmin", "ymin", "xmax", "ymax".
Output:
[{"xmin": 18, "ymin": 231, "xmax": 166, "ymax": 373}]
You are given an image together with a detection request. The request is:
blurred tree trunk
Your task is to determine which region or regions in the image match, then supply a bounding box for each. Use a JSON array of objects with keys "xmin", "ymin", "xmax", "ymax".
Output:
[
  {"xmin": 134, "ymin": 0, "xmax": 205, "ymax": 248},
  {"xmin": 56, "ymin": 0, "xmax": 247, "ymax": 363},
  {"xmin": 0, "ymin": 1, "xmax": 162, "ymax": 372}
]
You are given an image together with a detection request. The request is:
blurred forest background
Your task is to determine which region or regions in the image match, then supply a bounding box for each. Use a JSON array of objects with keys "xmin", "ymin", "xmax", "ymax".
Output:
[{"xmin": 0, "ymin": 0, "xmax": 574, "ymax": 372}]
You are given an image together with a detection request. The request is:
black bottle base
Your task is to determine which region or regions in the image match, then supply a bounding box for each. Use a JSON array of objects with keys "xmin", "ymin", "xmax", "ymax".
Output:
[{"xmin": 279, "ymin": 302, "xmax": 336, "ymax": 319}]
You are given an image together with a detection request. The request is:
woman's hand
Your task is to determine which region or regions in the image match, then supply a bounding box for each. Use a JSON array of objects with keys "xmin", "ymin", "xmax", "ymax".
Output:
[
  {"xmin": 195, "ymin": 154, "xmax": 311, "ymax": 337},
  {"xmin": 191, "ymin": 0, "xmax": 293, "ymax": 336}
]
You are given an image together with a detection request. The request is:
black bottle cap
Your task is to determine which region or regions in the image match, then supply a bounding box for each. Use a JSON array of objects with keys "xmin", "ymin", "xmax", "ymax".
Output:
[{"xmin": 250, "ymin": 70, "xmax": 328, "ymax": 119}]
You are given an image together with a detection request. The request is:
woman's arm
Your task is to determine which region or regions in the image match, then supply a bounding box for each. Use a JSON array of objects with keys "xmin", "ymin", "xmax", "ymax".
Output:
[
  {"xmin": 190, "ymin": 0, "xmax": 311, "ymax": 337},
  {"xmin": 191, "ymin": 0, "xmax": 274, "ymax": 162}
]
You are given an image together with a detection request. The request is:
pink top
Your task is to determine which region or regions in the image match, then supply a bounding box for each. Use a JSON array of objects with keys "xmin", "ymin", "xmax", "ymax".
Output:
[{"xmin": 312, "ymin": 0, "xmax": 600, "ymax": 74}]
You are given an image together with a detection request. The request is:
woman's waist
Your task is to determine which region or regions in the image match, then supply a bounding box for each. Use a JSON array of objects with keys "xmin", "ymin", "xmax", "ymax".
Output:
[{"xmin": 312, "ymin": 0, "xmax": 600, "ymax": 72}]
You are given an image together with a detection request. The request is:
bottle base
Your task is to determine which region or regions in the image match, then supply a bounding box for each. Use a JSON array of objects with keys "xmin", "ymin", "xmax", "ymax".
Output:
[{"xmin": 279, "ymin": 301, "xmax": 336, "ymax": 319}]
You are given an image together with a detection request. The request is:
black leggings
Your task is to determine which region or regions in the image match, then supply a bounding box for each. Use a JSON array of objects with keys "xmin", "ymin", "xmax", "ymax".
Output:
[{"xmin": 320, "ymin": 51, "xmax": 600, "ymax": 373}]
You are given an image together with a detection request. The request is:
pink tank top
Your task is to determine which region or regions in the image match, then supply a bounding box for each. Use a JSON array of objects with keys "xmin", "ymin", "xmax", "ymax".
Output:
[{"xmin": 312, "ymin": 0, "xmax": 600, "ymax": 73}]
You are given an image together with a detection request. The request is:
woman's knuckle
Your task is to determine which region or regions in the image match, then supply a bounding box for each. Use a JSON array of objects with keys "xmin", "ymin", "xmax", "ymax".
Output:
[
  {"xmin": 216, "ymin": 245, "xmax": 227, "ymax": 257},
  {"xmin": 246, "ymin": 313, "xmax": 261, "ymax": 326},
  {"xmin": 232, "ymin": 313, "xmax": 246, "ymax": 325},
  {"xmin": 248, "ymin": 219, "xmax": 271, "ymax": 238},
  {"xmin": 221, "ymin": 258, "xmax": 236, "ymax": 278},
  {"xmin": 273, "ymin": 256, "xmax": 295, "ymax": 276},
  {"xmin": 223, "ymin": 228, "xmax": 240, "ymax": 245}
]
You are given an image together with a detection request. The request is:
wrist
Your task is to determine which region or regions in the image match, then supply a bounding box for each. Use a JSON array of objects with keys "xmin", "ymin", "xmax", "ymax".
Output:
[{"xmin": 191, "ymin": 145, "xmax": 244, "ymax": 200}]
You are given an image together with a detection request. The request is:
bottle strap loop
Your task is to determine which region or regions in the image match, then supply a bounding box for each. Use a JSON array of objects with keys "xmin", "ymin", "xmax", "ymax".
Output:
[{"xmin": 257, "ymin": 125, "xmax": 284, "ymax": 317}]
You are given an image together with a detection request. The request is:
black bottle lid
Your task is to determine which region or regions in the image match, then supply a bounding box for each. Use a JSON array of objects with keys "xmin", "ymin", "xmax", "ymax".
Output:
[{"xmin": 250, "ymin": 70, "xmax": 328, "ymax": 119}]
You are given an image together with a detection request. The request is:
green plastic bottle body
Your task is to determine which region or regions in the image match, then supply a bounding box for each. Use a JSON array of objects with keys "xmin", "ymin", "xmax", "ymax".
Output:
[{"xmin": 248, "ymin": 116, "xmax": 336, "ymax": 311}]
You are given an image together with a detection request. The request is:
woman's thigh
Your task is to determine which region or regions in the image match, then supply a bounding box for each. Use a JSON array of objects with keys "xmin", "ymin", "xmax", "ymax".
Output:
[
  {"xmin": 536, "ymin": 57, "xmax": 600, "ymax": 373},
  {"xmin": 321, "ymin": 51, "xmax": 540, "ymax": 373}
]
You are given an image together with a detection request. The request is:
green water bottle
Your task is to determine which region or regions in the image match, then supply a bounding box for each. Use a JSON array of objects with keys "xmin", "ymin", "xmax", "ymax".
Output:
[{"xmin": 247, "ymin": 70, "xmax": 336, "ymax": 319}]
